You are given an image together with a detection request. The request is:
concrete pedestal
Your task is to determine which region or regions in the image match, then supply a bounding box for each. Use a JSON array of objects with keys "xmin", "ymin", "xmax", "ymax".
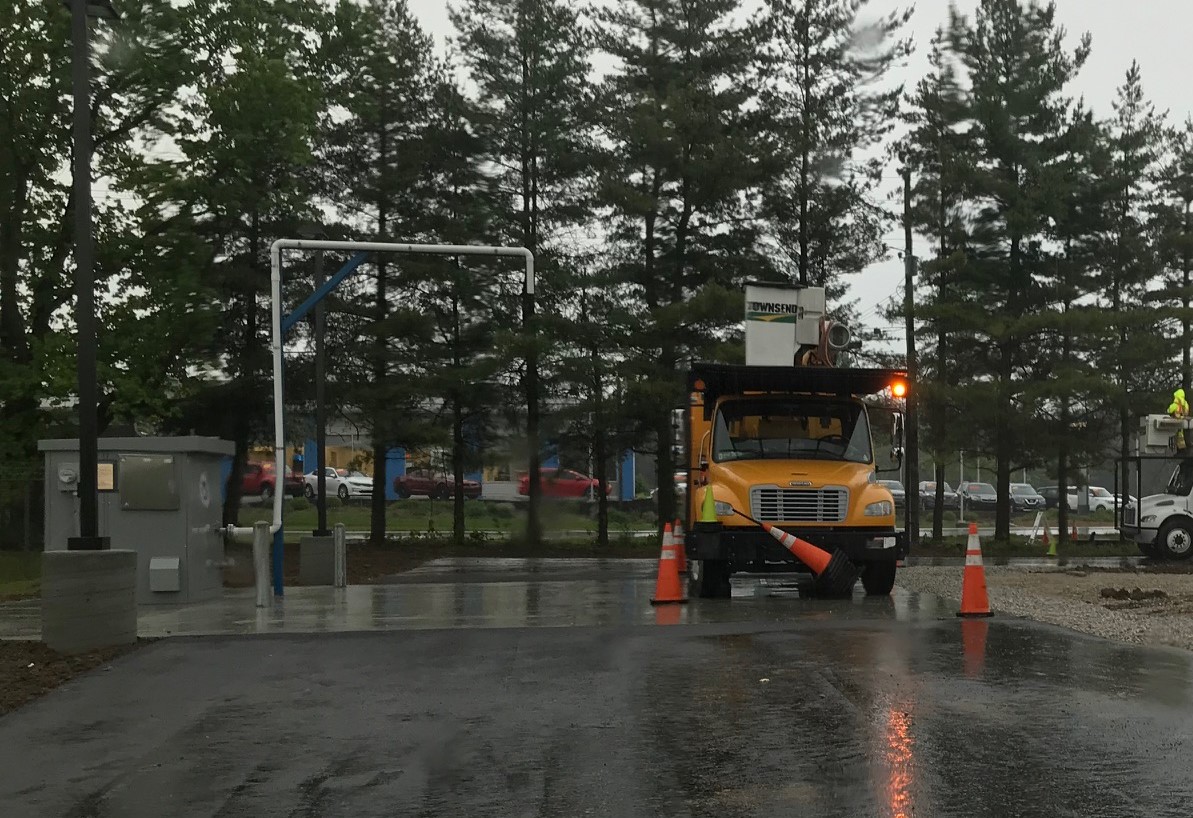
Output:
[
  {"xmin": 299, "ymin": 536, "xmax": 335, "ymax": 586},
  {"xmin": 41, "ymin": 550, "xmax": 137, "ymax": 654}
]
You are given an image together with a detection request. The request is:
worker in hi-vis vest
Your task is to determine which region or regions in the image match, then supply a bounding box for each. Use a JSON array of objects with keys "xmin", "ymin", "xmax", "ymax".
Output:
[{"xmin": 1169, "ymin": 388, "xmax": 1189, "ymax": 452}]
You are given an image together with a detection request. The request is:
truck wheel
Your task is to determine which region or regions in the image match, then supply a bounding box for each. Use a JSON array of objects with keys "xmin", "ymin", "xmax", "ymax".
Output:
[
  {"xmin": 304, "ymin": 484, "xmax": 315, "ymax": 499},
  {"xmin": 1156, "ymin": 519, "xmax": 1193, "ymax": 560},
  {"xmin": 861, "ymin": 561, "xmax": 897, "ymax": 596},
  {"xmin": 260, "ymin": 483, "xmax": 273, "ymax": 501},
  {"xmin": 689, "ymin": 560, "xmax": 731, "ymax": 599}
]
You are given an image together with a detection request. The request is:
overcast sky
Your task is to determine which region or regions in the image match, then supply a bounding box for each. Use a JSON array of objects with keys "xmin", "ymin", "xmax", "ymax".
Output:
[{"xmin": 407, "ymin": 0, "xmax": 1193, "ymax": 343}]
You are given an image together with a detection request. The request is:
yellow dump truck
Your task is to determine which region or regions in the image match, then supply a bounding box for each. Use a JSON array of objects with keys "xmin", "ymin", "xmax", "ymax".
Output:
[{"xmin": 682, "ymin": 283, "xmax": 909, "ymax": 598}]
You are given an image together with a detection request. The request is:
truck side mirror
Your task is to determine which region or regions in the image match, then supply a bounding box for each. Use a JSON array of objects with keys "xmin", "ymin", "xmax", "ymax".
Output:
[{"xmin": 892, "ymin": 413, "xmax": 905, "ymax": 449}]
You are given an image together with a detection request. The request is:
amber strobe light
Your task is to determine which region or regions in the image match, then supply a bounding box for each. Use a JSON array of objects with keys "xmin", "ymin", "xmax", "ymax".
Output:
[{"xmin": 891, "ymin": 381, "xmax": 907, "ymax": 398}]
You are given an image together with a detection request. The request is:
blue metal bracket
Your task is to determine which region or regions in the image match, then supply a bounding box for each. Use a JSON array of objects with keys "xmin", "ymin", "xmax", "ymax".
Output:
[{"xmin": 282, "ymin": 251, "xmax": 369, "ymax": 334}]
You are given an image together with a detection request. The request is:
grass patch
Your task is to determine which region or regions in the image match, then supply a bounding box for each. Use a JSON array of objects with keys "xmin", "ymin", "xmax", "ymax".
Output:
[
  {"xmin": 0, "ymin": 551, "xmax": 41, "ymax": 600},
  {"xmin": 239, "ymin": 499, "xmax": 656, "ymax": 542},
  {"xmin": 913, "ymin": 536, "xmax": 1136, "ymax": 559}
]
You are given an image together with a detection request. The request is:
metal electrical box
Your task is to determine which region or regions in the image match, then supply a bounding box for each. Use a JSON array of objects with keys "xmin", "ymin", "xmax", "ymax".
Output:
[{"xmin": 39, "ymin": 437, "xmax": 233, "ymax": 605}]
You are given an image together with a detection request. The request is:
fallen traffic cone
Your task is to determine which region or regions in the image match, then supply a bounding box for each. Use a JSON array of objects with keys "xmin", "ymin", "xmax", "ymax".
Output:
[
  {"xmin": 957, "ymin": 522, "xmax": 993, "ymax": 617},
  {"xmin": 673, "ymin": 519, "xmax": 687, "ymax": 574},
  {"xmin": 760, "ymin": 522, "xmax": 857, "ymax": 593},
  {"xmin": 650, "ymin": 525, "xmax": 688, "ymax": 605}
]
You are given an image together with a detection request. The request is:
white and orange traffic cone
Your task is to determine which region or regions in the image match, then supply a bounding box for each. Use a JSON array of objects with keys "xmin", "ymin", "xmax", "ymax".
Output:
[
  {"xmin": 760, "ymin": 521, "xmax": 857, "ymax": 593},
  {"xmin": 957, "ymin": 522, "xmax": 992, "ymax": 617},
  {"xmin": 650, "ymin": 523, "xmax": 687, "ymax": 605}
]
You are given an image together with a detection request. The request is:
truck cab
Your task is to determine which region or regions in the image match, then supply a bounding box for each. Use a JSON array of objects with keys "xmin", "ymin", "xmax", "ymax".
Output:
[
  {"xmin": 1122, "ymin": 458, "xmax": 1193, "ymax": 560},
  {"xmin": 683, "ymin": 364, "xmax": 907, "ymax": 596}
]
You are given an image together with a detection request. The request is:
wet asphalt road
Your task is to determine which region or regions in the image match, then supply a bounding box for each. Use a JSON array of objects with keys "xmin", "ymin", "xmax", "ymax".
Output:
[{"xmin": 3, "ymin": 565, "xmax": 1193, "ymax": 816}]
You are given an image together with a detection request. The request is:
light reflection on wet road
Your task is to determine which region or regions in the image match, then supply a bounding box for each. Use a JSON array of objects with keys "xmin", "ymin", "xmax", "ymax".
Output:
[{"xmin": 1, "ymin": 558, "xmax": 1191, "ymax": 817}]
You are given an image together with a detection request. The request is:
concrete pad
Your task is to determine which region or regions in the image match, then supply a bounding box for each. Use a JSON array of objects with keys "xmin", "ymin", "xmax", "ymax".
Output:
[{"xmin": 40, "ymin": 550, "xmax": 137, "ymax": 654}]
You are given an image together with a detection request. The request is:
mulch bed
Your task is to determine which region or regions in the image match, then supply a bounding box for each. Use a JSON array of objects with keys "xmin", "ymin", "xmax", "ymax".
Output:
[{"xmin": 0, "ymin": 639, "xmax": 143, "ymax": 718}]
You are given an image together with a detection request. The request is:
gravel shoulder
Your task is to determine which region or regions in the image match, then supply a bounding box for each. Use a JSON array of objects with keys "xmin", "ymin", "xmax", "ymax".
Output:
[{"xmin": 898, "ymin": 564, "xmax": 1193, "ymax": 652}]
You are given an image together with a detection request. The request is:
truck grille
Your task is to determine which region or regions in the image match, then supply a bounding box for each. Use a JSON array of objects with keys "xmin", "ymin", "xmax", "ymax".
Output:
[{"xmin": 750, "ymin": 486, "xmax": 848, "ymax": 523}]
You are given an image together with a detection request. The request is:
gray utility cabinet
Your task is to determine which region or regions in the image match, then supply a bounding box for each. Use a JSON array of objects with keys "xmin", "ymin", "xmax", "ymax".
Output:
[{"xmin": 40, "ymin": 437, "xmax": 233, "ymax": 605}]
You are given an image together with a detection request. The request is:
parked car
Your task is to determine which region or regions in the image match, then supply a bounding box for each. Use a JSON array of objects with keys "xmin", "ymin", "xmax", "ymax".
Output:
[
  {"xmin": 1087, "ymin": 486, "xmax": 1118, "ymax": 512},
  {"xmin": 878, "ymin": 479, "xmax": 906, "ymax": 508},
  {"xmin": 917, "ymin": 480, "xmax": 959, "ymax": 511},
  {"xmin": 959, "ymin": 482, "xmax": 997, "ymax": 511},
  {"xmin": 1037, "ymin": 485, "xmax": 1071, "ymax": 510},
  {"xmin": 393, "ymin": 469, "xmax": 481, "ymax": 500},
  {"xmin": 1010, "ymin": 483, "xmax": 1046, "ymax": 512},
  {"xmin": 242, "ymin": 461, "xmax": 304, "ymax": 499},
  {"xmin": 303, "ymin": 467, "xmax": 373, "ymax": 501},
  {"xmin": 518, "ymin": 468, "xmax": 610, "ymax": 499}
]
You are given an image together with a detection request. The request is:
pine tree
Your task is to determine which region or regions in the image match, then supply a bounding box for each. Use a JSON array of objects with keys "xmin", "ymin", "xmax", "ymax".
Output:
[
  {"xmin": 1096, "ymin": 61, "xmax": 1170, "ymax": 522},
  {"xmin": 760, "ymin": 0, "xmax": 911, "ymax": 307},
  {"xmin": 450, "ymin": 0, "xmax": 597, "ymax": 544},
  {"xmin": 317, "ymin": 0, "xmax": 440, "ymax": 544},
  {"xmin": 167, "ymin": 0, "xmax": 329, "ymax": 524},
  {"xmin": 1156, "ymin": 118, "xmax": 1193, "ymax": 392},
  {"xmin": 901, "ymin": 28, "xmax": 970, "ymax": 540},
  {"xmin": 596, "ymin": 0, "xmax": 777, "ymax": 528},
  {"xmin": 947, "ymin": 0, "xmax": 1090, "ymax": 540}
]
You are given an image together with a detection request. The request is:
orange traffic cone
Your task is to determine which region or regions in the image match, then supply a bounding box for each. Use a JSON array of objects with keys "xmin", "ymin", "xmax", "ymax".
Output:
[
  {"xmin": 760, "ymin": 522, "xmax": 857, "ymax": 592},
  {"xmin": 673, "ymin": 519, "xmax": 687, "ymax": 573},
  {"xmin": 1071, "ymin": 523, "xmax": 1078, "ymax": 541},
  {"xmin": 957, "ymin": 522, "xmax": 992, "ymax": 617},
  {"xmin": 650, "ymin": 524, "xmax": 687, "ymax": 605}
]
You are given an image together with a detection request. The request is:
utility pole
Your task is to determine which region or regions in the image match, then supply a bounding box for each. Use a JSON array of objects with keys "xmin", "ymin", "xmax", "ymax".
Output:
[
  {"xmin": 901, "ymin": 166, "xmax": 920, "ymax": 549},
  {"xmin": 68, "ymin": 0, "xmax": 119, "ymax": 551}
]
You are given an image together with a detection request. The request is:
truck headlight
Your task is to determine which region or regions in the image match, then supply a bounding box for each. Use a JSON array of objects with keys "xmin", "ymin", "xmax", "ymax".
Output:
[
  {"xmin": 1141, "ymin": 515, "xmax": 1156, "ymax": 524},
  {"xmin": 864, "ymin": 501, "xmax": 893, "ymax": 517},
  {"xmin": 714, "ymin": 500, "xmax": 734, "ymax": 517}
]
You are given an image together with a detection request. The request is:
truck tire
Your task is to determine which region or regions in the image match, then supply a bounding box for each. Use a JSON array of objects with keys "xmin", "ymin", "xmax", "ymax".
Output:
[
  {"xmin": 260, "ymin": 483, "xmax": 273, "ymax": 501},
  {"xmin": 861, "ymin": 561, "xmax": 897, "ymax": 596},
  {"xmin": 689, "ymin": 559, "xmax": 731, "ymax": 599},
  {"xmin": 1156, "ymin": 519, "xmax": 1193, "ymax": 561}
]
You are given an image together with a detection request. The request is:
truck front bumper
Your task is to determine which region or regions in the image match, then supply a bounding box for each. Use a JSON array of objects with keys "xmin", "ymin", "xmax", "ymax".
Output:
[
  {"xmin": 1120, "ymin": 525, "xmax": 1157, "ymax": 545},
  {"xmin": 687, "ymin": 523, "xmax": 905, "ymax": 572}
]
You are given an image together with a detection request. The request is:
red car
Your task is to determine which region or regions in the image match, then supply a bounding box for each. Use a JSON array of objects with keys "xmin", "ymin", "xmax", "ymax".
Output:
[
  {"xmin": 242, "ymin": 462, "xmax": 304, "ymax": 499},
  {"xmin": 393, "ymin": 468, "xmax": 481, "ymax": 500},
  {"xmin": 518, "ymin": 468, "xmax": 610, "ymax": 498}
]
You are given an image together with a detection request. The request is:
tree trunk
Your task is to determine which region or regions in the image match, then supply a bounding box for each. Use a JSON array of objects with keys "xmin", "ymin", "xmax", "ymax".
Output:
[
  {"xmin": 932, "ymin": 462, "xmax": 945, "ymax": 540},
  {"xmin": 451, "ymin": 280, "xmax": 465, "ymax": 545},
  {"xmin": 1183, "ymin": 202, "xmax": 1191, "ymax": 393},
  {"xmin": 369, "ymin": 109, "xmax": 390, "ymax": 547},
  {"xmin": 591, "ymin": 341, "xmax": 608, "ymax": 548},
  {"xmin": 452, "ymin": 396, "xmax": 466, "ymax": 546},
  {"xmin": 519, "ymin": 46, "xmax": 542, "ymax": 548},
  {"xmin": 224, "ymin": 207, "xmax": 261, "ymax": 526}
]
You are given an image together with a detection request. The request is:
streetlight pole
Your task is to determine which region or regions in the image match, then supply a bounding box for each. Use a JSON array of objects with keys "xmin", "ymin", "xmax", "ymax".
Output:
[
  {"xmin": 67, "ymin": 0, "xmax": 118, "ymax": 552},
  {"xmin": 901, "ymin": 166, "xmax": 920, "ymax": 549}
]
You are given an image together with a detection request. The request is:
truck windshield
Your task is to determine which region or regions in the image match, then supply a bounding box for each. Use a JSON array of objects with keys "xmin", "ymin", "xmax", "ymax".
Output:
[
  {"xmin": 1167, "ymin": 461, "xmax": 1193, "ymax": 496},
  {"xmin": 713, "ymin": 398, "xmax": 872, "ymax": 463}
]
